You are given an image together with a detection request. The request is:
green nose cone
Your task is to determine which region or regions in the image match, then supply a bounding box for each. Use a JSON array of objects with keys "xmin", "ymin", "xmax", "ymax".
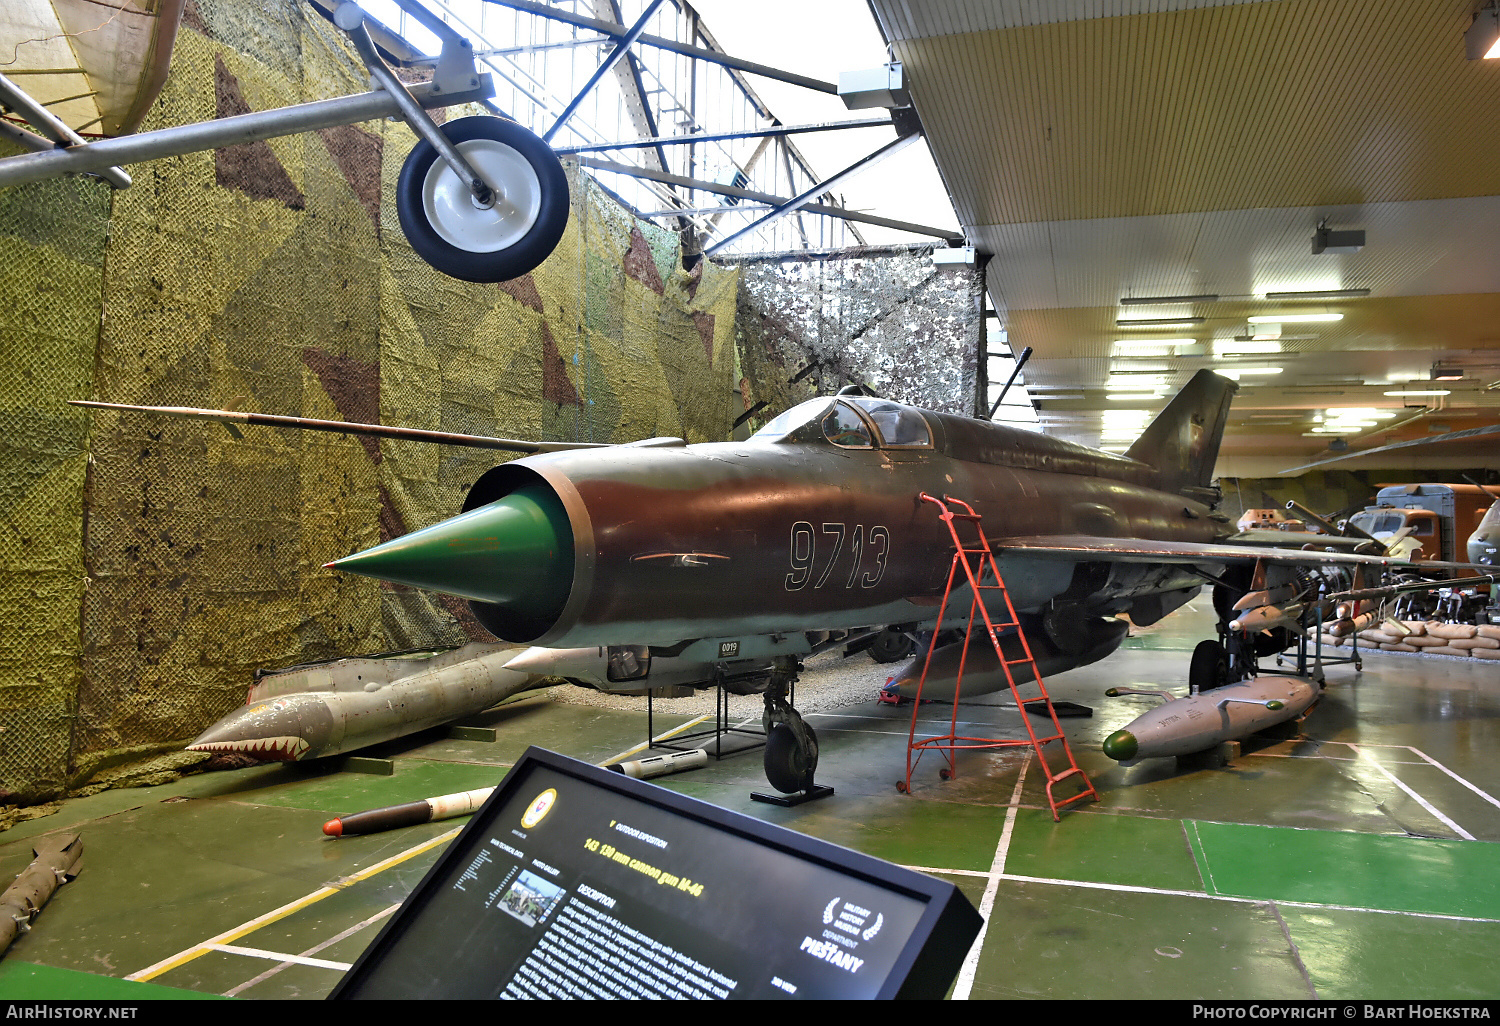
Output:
[
  {"xmin": 327, "ymin": 484, "xmax": 572, "ymax": 621},
  {"xmin": 1101, "ymin": 729, "xmax": 1138, "ymax": 762}
]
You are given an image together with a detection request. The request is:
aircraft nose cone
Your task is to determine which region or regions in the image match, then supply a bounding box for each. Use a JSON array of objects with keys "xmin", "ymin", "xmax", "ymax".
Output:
[
  {"xmin": 326, "ymin": 484, "xmax": 573, "ymax": 619},
  {"xmin": 1101, "ymin": 729, "xmax": 1138, "ymax": 762},
  {"xmin": 187, "ymin": 697, "xmax": 331, "ymax": 761}
]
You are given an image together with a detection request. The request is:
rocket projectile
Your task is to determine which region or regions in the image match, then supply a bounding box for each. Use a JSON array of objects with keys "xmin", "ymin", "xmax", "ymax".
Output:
[
  {"xmin": 188, "ymin": 646, "xmax": 536, "ymax": 762},
  {"xmin": 1101, "ymin": 674, "xmax": 1321, "ymax": 762},
  {"xmin": 323, "ymin": 787, "xmax": 494, "ymax": 837},
  {"xmin": 609, "ymin": 749, "xmax": 708, "ymax": 780}
]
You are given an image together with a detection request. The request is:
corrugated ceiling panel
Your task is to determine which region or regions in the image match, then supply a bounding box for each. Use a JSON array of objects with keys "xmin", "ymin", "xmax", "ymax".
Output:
[
  {"xmin": 874, "ymin": 0, "xmax": 1283, "ymax": 40},
  {"xmin": 894, "ymin": 0, "xmax": 1500, "ymax": 225},
  {"xmin": 976, "ymin": 195, "xmax": 1500, "ymax": 311}
]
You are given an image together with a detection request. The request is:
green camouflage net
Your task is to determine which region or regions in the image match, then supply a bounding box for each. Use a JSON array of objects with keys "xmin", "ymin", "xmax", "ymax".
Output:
[{"xmin": 0, "ymin": 0, "xmax": 739, "ymax": 806}]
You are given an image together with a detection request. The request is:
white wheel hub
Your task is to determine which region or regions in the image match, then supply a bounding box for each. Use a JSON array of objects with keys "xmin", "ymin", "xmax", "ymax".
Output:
[{"xmin": 421, "ymin": 138, "xmax": 543, "ymax": 253}]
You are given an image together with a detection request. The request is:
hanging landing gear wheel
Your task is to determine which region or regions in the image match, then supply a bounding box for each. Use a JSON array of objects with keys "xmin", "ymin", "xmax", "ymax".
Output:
[
  {"xmin": 939, "ymin": 767, "xmax": 953, "ymax": 781},
  {"xmin": 1189, "ymin": 639, "xmax": 1229, "ymax": 693},
  {"xmin": 396, "ymin": 116, "xmax": 569, "ymax": 283}
]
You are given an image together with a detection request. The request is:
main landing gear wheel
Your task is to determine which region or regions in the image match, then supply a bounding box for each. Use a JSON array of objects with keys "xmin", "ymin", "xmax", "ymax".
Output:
[
  {"xmin": 868, "ymin": 627, "xmax": 916, "ymax": 664},
  {"xmin": 1189, "ymin": 639, "xmax": 1229, "ymax": 693},
  {"xmin": 396, "ymin": 116, "xmax": 569, "ymax": 284}
]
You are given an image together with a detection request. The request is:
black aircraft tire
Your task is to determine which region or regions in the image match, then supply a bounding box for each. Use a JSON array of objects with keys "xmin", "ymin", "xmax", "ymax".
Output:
[
  {"xmin": 764, "ymin": 722, "xmax": 817, "ymax": 793},
  {"xmin": 868, "ymin": 628, "xmax": 916, "ymax": 663},
  {"xmin": 1189, "ymin": 639, "xmax": 1229, "ymax": 692},
  {"xmin": 396, "ymin": 116, "xmax": 569, "ymax": 284}
]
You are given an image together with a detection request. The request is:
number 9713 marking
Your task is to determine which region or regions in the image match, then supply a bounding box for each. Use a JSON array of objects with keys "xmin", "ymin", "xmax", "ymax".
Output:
[{"xmin": 785, "ymin": 522, "xmax": 890, "ymax": 591}]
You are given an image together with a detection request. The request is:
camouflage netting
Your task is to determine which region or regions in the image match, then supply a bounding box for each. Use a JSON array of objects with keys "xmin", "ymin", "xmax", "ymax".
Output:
[
  {"xmin": 730, "ymin": 246, "xmax": 983, "ymax": 426},
  {"xmin": 0, "ymin": 0, "xmax": 739, "ymax": 807}
]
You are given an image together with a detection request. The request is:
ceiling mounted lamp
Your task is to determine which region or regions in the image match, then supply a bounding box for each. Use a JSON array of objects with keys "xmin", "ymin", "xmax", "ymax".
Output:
[
  {"xmin": 1118, "ymin": 293, "xmax": 1219, "ymax": 305},
  {"xmin": 1247, "ymin": 313, "xmax": 1343, "ymax": 323},
  {"xmin": 1263, "ymin": 288, "xmax": 1370, "ymax": 299},
  {"xmin": 1384, "ymin": 389, "xmax": 1452, "ymax": 397},
  {"xmin": 1311, "ymin": 219, "xmax": 1364, "ymax": 254},
  {"xmin": 1432, "ymin": 363, "xmax": 1465, "ymax": 380},
  {"xmin": 1115, "ymin": 317, "xmax": 1205, "ymax": 327},
  {"xmin": 1468, "ymin": 2, "xmax": 1500, "ymax": 59},
  {"xmin": 1114, "ymin": 338, "xmax": 1196, "ymax": 348}
]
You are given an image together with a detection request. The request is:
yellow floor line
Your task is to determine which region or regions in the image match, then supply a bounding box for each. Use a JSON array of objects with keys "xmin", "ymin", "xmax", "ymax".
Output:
[{"xmin": 126, "ymin": 827, "xmax": 461, "ymax": 982}]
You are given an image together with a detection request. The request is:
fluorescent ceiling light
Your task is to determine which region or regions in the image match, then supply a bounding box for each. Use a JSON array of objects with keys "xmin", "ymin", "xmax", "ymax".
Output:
[
  {"xmin": 1262, "ymin": 289, "xmax": 1370, "ymax": 300},
  {"xmin": 1114, "ymin": 338, "xmax": 1195, "ymax": 348},
  {"xmin": 1119, "ymin": 293, "xmax": 1219, "ymax": 305},
  {"xmin": 1384, "ymin": 389, "xmax": 1452, "ymax": 397},
  {"xmin": 1247, "ymin": 313, "xmax": 1343, "ymax": 323},
  {"xmin": 1106, "ymin": 393, "xmax": 1162, "ymax": 401},
  {"xmin": 1214, "ymin": 340, "xmax": 1283, "ymax": 355},
  {"xmin": 1116, "ymin": 317, "xmax": 1204, "ymax": 327},
  {"xmin": 1468, "ymin": 4, "xmax": 1500, "ymax": 59}
]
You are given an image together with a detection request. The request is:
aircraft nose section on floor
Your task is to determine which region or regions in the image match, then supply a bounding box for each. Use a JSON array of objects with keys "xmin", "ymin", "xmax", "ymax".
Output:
[
  {"xmin": 187, "ymin": 696, "xmax": 333, "ymax": 762},
  {"xmin": 325, "ymin": 484, "xmax": 573, "ymax": 616}
]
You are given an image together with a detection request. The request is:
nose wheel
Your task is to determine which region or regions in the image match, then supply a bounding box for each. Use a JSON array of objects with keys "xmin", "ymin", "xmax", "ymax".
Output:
[{"xmin": 752, "ymin": 658, "xmax": 833, "ymax": 806}]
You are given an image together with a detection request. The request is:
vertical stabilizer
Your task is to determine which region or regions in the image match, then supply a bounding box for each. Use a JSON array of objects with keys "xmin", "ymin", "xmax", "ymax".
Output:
[{"xmin": 1125, "ymin": 370, "xmax": 1237, "ymax": 497}]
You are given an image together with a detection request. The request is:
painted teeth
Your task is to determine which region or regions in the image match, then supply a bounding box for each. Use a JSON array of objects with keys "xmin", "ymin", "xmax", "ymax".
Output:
[{"xmin": 187, "ymin": 736, "xmax": 309, "ymax": 762}]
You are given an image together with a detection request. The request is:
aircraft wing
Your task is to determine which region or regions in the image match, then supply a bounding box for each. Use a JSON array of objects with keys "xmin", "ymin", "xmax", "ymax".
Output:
[{"xmin": 990, "ymin": 534, "xmax": 1485, "ymax": 573}]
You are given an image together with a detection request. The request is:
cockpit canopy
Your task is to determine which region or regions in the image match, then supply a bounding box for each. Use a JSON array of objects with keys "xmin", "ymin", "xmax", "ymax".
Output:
[{"xmin": 749, "ymin": 397, "xmax": 933, "ymax": 450}]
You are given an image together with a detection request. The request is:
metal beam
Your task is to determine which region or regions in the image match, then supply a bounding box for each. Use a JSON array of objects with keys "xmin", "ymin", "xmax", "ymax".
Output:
[
  {"xmin": 704, "ymin": 133, "xmax": 923, "ymax": 254},
  {"xmin": 0, "ymin": 72, "xmax": 130, "ymax": 189},
  {"xmin": 578, "ymin": 156, "xmax": 962, "ymax": 242},
  {"xmin": 0, "ymin": 78, "xmax": 490, "ymax": 191},
  {"xmin": 483, "ymin": 0, "xmax": 839, "ymax": 94},
  {"xmin": 554, "ymin": 116, "xmax": 893, "ymax": 154},
  {"xmin": 544, "ymin": 0, "xmax": 664, "ymax": 143}
]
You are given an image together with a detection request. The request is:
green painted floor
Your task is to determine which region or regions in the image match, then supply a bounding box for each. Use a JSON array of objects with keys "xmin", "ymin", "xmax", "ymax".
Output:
[{"xmin": 4, "ymin": 600, "xmax": 1500, "ymax": 1000}]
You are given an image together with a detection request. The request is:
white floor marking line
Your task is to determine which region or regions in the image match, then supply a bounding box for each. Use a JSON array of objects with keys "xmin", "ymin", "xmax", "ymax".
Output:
[
  {"xmin": 996, "ymin": 872, "xmax": 1500, "ymax": 923},
  {"xmin": 1347, "ymin": 743, "xmax": 1475, "ymax": 840},
  {"xmin": 896, "ymin": 865, "xmax": 1500, "ymax": 924},
  {"xmin": 951, "ymin": 753, "xmax": 1031, "ymax": 1002},
  {"xmin": 1187, "ymin": 820, "xmax": 1221, "ymax": 895},
  {"xmin": 223, "ymin": 902, "xmax": 401, "ymax": 997},
  {"xmin": 206, "ymin": 943, "xmax": 354, "ymax": 972},
  {"xmin": 127, "ymin": 828, "xmax": 461, "ymax": 981},
  {"xmin": 1403, "ymin": 745, "xmax": 1500, "ymax": 811}
]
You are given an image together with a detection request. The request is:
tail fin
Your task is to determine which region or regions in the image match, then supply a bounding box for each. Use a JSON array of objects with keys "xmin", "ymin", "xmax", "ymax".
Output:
[{"xmin": 1125, "ymin": 370, "xmax": 1237, "ymax": 498}]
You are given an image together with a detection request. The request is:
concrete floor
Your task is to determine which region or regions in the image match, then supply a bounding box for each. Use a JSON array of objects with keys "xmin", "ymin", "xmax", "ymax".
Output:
[{"xmin": 3, "ymin": 599, "xmax": 1500, "ymax": 1000}]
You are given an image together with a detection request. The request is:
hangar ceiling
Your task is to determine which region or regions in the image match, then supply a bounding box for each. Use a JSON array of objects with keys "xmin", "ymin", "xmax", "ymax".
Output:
[{"xmin": 869, "ymin": 0, "xmax": 1500, "ymax": 475}]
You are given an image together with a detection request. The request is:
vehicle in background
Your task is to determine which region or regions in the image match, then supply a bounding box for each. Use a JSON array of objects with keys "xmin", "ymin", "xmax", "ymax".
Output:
[
  {"xmin": 1236, "ymin": 508, "xmax": 1312, "ymax": 533},
  {"xmin": 1346, "ymin": 484, "xmax": 1494, "ymax": 569}
]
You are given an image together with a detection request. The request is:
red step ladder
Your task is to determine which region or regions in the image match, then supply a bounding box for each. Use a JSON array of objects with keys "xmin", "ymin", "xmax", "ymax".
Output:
[{"xmin": 896, "ymin": 493, "xmax": 1098, "ymax": 821}]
